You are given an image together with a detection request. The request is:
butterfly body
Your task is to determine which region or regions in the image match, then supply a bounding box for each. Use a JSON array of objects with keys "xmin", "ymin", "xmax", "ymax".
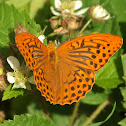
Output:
[{"xmin": 15, "ymin": 33, "xmax": 123, "ymax": 105}]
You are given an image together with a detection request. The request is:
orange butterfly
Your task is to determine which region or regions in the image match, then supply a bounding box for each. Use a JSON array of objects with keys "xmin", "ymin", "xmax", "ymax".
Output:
[{"xmin": 15, "ymin": 32, "xmax": 123, "ymax": 105}]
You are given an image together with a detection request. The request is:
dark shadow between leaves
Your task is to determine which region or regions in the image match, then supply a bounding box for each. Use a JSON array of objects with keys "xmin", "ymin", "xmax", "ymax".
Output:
[{"xmin": 119, "ymin": 22, "xmax": 126, "ymax": 53}]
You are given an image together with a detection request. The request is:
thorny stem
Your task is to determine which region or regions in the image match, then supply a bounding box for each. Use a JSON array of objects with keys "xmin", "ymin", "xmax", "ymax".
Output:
[
  {"xmin": 82, "ymin": 100, "xmax": 109, "ymax": 126},
  {"xmin": 79, "ymin": 18, "xmax": 92, "ymax": 35},
  {"xmin": 69, "ymin": 101, "xmax": 80, "ymax": 126}
]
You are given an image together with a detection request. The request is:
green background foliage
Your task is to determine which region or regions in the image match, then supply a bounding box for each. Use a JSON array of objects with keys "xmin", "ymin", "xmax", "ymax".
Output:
[{"xmin": 0, "ymin": 0, "xmax": 126, "ymax": 126}]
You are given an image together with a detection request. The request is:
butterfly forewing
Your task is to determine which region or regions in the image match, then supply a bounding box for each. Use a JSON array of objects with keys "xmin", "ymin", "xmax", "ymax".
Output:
[
  {"xmin": 15, "ymin": 33, "xmax": 48, "ymax": 71},
  {"xmin": 57, "ymin": 34, "xmax": 123, "ymax": 71},
  {"xmin": 56, "ymin": 34, "xmax": 123, "ymax": 104}
]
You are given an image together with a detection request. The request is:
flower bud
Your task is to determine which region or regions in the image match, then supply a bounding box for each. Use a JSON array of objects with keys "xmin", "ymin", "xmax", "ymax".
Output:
[
  {"xmin": 89, "ymin": 5, "xmax": 110, "ymax": 22},
  {"xmin": 50, "ymin": 17, "xmax": 61, "ymax": 29},
  {"xmin": 0, "ymin": 58, "xmax": 7, "ymax": 91},
  {"xmin": 0, "ymin": 111, "xmax": 5, "ymax": 123},
  {"xmin": 14, "ymin": 23, "xmax": 29, "ymax": 36}
]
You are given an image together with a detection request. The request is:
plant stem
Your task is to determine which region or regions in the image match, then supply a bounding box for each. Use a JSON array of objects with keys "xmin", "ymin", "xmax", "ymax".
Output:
[
  {"xmin": 79, "ymin": 18, "xmax": 92, "ymax": 35},
  {"xmin": 69, "ymin": 101, "xmax": 80, "ymax": 126},
  {"xmin": 82, "ymin": 100, "xmax": 109, "ymax": 126}
]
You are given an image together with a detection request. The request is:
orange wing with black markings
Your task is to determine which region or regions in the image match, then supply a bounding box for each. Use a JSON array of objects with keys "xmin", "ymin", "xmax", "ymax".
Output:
[{"xmin": 15, "ymin": 33, "xmax": 123, "ymax": 105}]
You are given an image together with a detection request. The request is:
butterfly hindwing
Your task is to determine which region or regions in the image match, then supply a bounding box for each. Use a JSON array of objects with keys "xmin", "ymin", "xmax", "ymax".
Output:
[{"xmin": 55, "ymin": 34, "xmax": 123, "ymax": 104}]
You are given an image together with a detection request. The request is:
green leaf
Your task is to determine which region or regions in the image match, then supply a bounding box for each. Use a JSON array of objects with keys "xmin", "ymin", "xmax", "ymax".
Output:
[
  {"xmin": 120, "ymin": 87, "xmax": 126, "ymax": 109},
  {"xmin": 95, "ymin": 57, "xmax": 124, "ymax": 89},
  {"xmin": 5, "ymin": 0, "xmax": 46, "ymax": 18},
  {"xmin": 121, "ymin": 54, "xmax": 126, "ymax": 81},
  {"xmin": 5, "ymin": 0, "xmax": 31, "ymax": 15},
  {"xmin": 81, "ymin": 91, "xmax": 107, "ymax": 105},
  {"xmin": 89, "ymin": 102, "xmax": 116, "ymax": 126},
  {"xmin": 0, "ymin": 114, "xmax": 55, "ymax": 126},
  {"xmin": 110, "ymin": 0, "xmax": 126, "ymax": 22},
  {"xmin": 52, "ymin": 113, "xmax": 71, "ymax": 126},
  {"xmin": 120, "ymin": 87, "xmax": 126, "ymax": 101},
  {"xmin": 2, "ymin": 84, "xmax": 24, "ymax": 101},
  {"xmin": 118, "ymin": 118, "xmax": 126, "ymax": 126},
  {"xmin": 0, "ymin": 2, "xmax": 41, "ymax": 56},
  {"xmin": 90, "ymin": 18, "xmax": 121, "ymax": 36}
]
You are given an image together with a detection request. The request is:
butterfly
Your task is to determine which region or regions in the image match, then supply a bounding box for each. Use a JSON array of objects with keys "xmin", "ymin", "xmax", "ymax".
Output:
[{"xmin": 15, "ymin": 32, "xmax": 123, "ymax": 105}]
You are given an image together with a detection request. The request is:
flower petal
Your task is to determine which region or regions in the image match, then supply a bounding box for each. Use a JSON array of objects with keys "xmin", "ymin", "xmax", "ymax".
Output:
[
  {"xmin": 89, "ymin": 5, "xmax": 110, "ymax": 21},
  {"xmin": 72, "ymin": 0, "xmax": 82, "ymax": 10},
  {"xmin": 7, "ymin": 56, "xmax": 20, "ymax": 70},
  {"xmin": 102, "ymin": 14, "xmax": 110, "ymax": 20},
  {"xmin": 74, "ymin": 7, "xmax": 89, "ymax": 15},
  {"xmin": 62, "ymin": 9, "xmax": 70, "ymax": 14},
  {"xmin": 17, "ymin": 82, "xmax": 26, "ymax": 89},
  {"xmin": 93, "ymin": 6, "xmax": 104, "ymax": 18},
  {"xmin": 38, "ymin": 35, "xmax": 45, "ymax": 43},
  {"xmin": 12, "ymin": 81, "xmax": 26, "ymax": 89},
  {"xmin": 7, "ymin": 72, "xmax": 15, "ymax": 83},
  {"xmin": 50, "ymin": 6, "xmax": 60, "ymax": 16},
  {"xmin": 55, "ymin": 0, "xmax": 62, "ymax": 9}
]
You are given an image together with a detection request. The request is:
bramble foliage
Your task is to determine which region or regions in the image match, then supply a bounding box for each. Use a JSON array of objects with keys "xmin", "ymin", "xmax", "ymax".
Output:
[{"xmin": 0, "ymin": 0, "xmax": 126, "ymax": 126}]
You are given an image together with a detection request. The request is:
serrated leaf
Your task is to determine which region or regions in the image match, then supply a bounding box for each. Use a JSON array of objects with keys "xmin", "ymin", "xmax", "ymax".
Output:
[
  {"xmin": 0, "ymin": 2, "xmax": 41, "ymax": 56},
  {"xmin": 95, "ymin": 57, "xmax": 124, "ymax": 89},
  {"xmin": 0, "ymin": 114, "xmax": 55, "ymax": 126},
  {"xmin": 2, "ymin": 84, "xmax": 24, "ymax": 101},
  {"xmin": 81, "ymin": 91, "xmax": 107, "ymax": 105},
  {"xmin": 89, "ymin": 102, "xmax": 116, "ymax": 126}
]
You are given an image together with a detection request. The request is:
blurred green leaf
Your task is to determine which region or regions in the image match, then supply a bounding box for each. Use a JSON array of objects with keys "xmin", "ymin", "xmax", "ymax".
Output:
[
  {"xmin": 120, "ymin": 87, "xmax": 126, "ymax": 101},
  {"xmin": 90, "ymin": 18, "xmax": 121, "ymax": 36},
  {"xmin": 0, "ymin": 114, "xmax": 55, "ymax": 126},
  {"xmin": 110, "ymin": 0, "xmax": 126, "ymax": 22},
  {"xmin": 118, "ymin": 118, "xmax": 126, "ymax": 126},
  {"xmin": 95, "ymin": 57, "xmax": 124, "ymax": 89},
  {"xmin": 5, "ymin": 0, "xmax": 46, "ymax": 18},
  {"xmin": 120, "ymin": 87, "xmax": 126, "ymax": 109},
  {"xmin": 121, "ymin": 53, "xmax": 126, "ymax": 81},
  {"xmin": 89, "ymin": 102, "xmax": 116, "ymax": 126},
  {"xmin": 52, "ymin": 113, "xmax": 70, "ymax": 126},
  {"xmin": 2, "ymin": 84, "xmax": 24, "ymax": 101},
  {"xmin": 81, "ymin": 91, "xmax": 107, "ymax": 105}
]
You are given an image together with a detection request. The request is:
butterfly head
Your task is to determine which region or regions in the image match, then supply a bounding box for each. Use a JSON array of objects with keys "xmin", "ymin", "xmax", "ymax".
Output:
[{"xmin": 47, "ymin": 41, "xmax": 56, "ymax": 51}]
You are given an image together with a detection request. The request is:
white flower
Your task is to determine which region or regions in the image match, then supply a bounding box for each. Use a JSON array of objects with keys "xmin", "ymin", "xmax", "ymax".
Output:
[
  {"xmin": 50, "ymin": 0, "xmax": 89, "ymax": 16},
  {"xmin": 7, "ymin": 56, "xmax": 20, "ymax": 70},
  {"xmin": 7, "ymin": 56, "xmax": 35, "ymax": 89},
  {"xmin": 89, "ymin": 5, "xmax": 110, "ymax": 21},
  {"xmin": 38, "ymin": 35, "xmax": 45, "ymax": 43},
  {"xmin": 7, "ymin": 72, "xmax": 15, "ymax": 84}
]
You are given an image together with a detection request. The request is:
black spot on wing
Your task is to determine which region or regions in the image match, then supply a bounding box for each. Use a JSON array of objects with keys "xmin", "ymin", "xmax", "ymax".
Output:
[{"xmin": 80, "ymin": 39, "xmax": 84, "ymax": 47}]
